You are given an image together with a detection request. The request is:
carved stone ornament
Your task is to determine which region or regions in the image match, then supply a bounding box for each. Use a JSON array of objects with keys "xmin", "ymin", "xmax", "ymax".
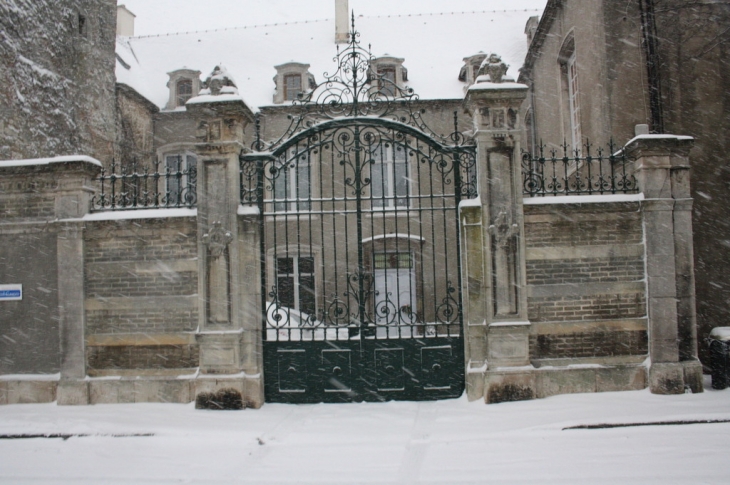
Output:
[
  {"xmin": 488, "ymin": 210, "xmax": 518, "ymax": 248},
  {"xmin": 202, "ymin": 65, "xmax": 238, "ymax": 96},
  {"xmin": 202, "ymin": 221, "xmax": 233, "ymax": 258},
  {"xmin": 481, "ymin": 53, "xmax": 509, "ymax": 83}
]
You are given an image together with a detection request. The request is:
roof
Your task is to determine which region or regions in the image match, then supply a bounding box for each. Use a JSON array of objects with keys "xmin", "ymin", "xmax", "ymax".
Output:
[{"xmin": 115, "ymin": 8, "xmax": 544, "ymax": 110}]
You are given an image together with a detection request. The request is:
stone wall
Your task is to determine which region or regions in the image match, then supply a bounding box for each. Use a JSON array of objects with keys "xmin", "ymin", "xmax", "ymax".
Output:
[
  {"xmin": 524, "ymin": 200, "xmax": 648, "ymax": 366},
  {"xmin": 116, "ymin": 84, "xmax": 158, "ymax": 169},
  {"xmin": 83, "ymin": 216, "xmax": 199, "ymax": 377},
  {"xmin": 0, "ymin": 0, "xmax": 117, "ymax": 162}
]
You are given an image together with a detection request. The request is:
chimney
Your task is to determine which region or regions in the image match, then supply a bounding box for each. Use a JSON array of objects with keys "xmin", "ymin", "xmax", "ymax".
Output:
[
  {"xmin": 116, "ymin": 4, "xmax": 136, "ymax": 37},
  {"xmin": 335, "ymin": 0, "xmax": 349, "ymax": 43}
]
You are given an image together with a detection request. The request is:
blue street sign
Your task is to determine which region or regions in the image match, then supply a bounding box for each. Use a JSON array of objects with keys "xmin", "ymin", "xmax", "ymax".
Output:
[{"xmin": 0, "ymin": 285, "xmax": 22, "ymax": 301}]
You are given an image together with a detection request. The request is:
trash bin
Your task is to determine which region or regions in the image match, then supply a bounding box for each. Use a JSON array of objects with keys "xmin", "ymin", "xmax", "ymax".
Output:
[{"xmin": 708, "ymin": 327, "xmax": 730, "ymax": 390}]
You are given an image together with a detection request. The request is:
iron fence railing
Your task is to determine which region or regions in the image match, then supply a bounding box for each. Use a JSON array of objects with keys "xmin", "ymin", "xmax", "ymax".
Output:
[
  {"xmin": 522, "ymin": 140, "xmax": 638, "ymax": 197},
  {"xmin": 91, "ymin": 158, "xmax": 197, "ymax": 211}
]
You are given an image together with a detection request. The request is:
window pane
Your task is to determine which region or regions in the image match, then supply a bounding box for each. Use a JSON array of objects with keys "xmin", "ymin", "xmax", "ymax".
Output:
[
  {"xmin": 273, "ymin": 163, "xmax": 288, "ymax": 211},
  {"xmin": 371, "ymin": 163, "xmax": 386, "ymax": 200},
  {"xmin": 379, "ymin": 67, "xmax": 396, "ymax": 96},
  {"xmin": 393, "ymin": 144, "xmax": 406, "ymax": 161},
  {"xmin": 176, "ymin": 79, "xmax": 193, "ymax": 106},
  {"xmin": 394, "ymin": 161, "xmax": 408, "ymax": 206},
  {"xmin": 285, "ymin": 74, "xmax": 302, "ymax": 101},
  {"xmin": 299, "ymin": 275, "xmax": 316, "ymax": 315},
  {"xmin": 276, "ymin": 257, "xmax": 294, "ymax": 275},
  {"xmin": 297, "ymin": 162, "xmax": 310, "ymax": 210},
  {"xmin": 277, "ymin": 276, "xmax": 295, "ymax": 309},
  {"xmin": 298, "ymin": 257, "xmax": 314, "ymax": 274},
  {"xmin": 398, "ymin": 253, "xmax": 412, "ymax": 269},
  {"xmin": 166, "ymin": 155, "xmax": 182, "ymax": 199}
]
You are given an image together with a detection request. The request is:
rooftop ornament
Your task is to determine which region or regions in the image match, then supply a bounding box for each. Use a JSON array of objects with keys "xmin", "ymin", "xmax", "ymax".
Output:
[
  {"xmin": 476, "ymin": 53, "xmax": 512, "ymax": 84},
  {"xmin": 200, "ymin": 65, "xmax": 239, "ymax": 96}
]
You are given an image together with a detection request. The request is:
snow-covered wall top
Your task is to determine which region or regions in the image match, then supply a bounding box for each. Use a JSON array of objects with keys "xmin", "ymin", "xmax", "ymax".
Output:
[{"xmin": 115, "ymin": 9, "xmax": 543, "ymax": 110}]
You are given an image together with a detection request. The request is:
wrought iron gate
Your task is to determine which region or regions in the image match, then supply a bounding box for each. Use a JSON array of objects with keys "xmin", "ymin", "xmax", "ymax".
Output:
[{"xmin": 240, "ymin": 20, "xmax": 477, "ymax": 403}]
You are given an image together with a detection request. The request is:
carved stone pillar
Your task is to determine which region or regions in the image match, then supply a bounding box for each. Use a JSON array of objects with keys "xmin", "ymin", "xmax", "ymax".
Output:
[
  {"xmin": 187, "ymin": 70, "xmax": 261, "ymax": 406},
  {"xmin": 463, "ymin": 66, "xmax": 532, "ymax": 403},
  {"xmin": 624, "ymin": 135, "xmax": 703, "ymax": 394}
]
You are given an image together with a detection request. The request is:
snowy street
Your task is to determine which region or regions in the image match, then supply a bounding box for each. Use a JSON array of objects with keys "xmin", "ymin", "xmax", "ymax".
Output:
[{"xmin": 0, "ymin": 377, "xmax": 728, "ymax": 484}]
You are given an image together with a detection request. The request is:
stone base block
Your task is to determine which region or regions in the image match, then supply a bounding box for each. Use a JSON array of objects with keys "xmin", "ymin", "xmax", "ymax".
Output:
[
  {"xmin": 538, "ymin": 368, "xmax": 596, "ymax": 398},
  {"xmin": 242, "ymin": 374, "xmax": 264, "ymax": 409},
  {"xmin": 485, "ymin": 364, "xmax": 649, "ymax": 404},
  {"xmin": 466, "ymin": 368, "xmax": 486, "ymax": 402},
  {"xmin": 596, "ymin": 365, "xmax": 647, "ymax": 392},
  {"xmin": 89, "ymin": 379, "xmax": 194, "ymax": 404},
  {"xmin": 485, "ymin": 370, "xmax": 537, "ymax": 404},
  {"xmin": 681, "ymin": 360, "xmax": 704, "ymax": 394},
  {"xmin": 649, "ymin": 362, "xmax": 686, "ymax": 394},
  {"xmin": 57, "ymin": 380, "xmax": 89, "ymax": 405},
  {"xmin": 0, "ymin": 380, "xmax": 57, "ymax": 404},
  {"xmin": 195, "ymin": 374, "xmax": 264, "ymax": 409},
  {"xmin": 197, "ymin": 333, "xmax": 243, "ymax": 374}
]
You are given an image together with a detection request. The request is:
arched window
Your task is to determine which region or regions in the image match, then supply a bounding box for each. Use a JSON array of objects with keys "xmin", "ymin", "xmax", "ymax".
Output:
[{"xmin": 558, "ymin": 32, "xmax": 581, "ymax": 153}]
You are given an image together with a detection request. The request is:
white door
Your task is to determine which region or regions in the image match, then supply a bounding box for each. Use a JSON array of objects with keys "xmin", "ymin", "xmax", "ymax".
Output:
[{"xmin": 373, "ymin": 252, "xmax": 416, "ymax": 338}]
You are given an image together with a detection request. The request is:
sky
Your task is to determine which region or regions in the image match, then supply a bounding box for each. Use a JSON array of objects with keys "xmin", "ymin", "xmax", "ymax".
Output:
[{"xmin": 118, "ymin": 0, "xmax": 549, "ymax": 36}]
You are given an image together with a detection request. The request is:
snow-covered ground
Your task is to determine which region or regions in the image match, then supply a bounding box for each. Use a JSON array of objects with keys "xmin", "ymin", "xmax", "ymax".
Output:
[{"xmin": 1, "ymin": 377, "xmax": 728, "ymax": 484}]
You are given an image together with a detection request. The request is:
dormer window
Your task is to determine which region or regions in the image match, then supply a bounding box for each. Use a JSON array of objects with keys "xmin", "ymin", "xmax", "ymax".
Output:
[
  {"xmin": 369, "ymin": 56, "xmax": 407, "ymax": 98},
  {"xmin": 176, "ymin": 79, "xmax": 193, "ymax": 106},
  {"xmin": 165, "ymin": 68, "xmax": 202, "ymax": 110},
  {"xmin": 274, "ymin": 62, "xmax": 316, "ymax": 104}
]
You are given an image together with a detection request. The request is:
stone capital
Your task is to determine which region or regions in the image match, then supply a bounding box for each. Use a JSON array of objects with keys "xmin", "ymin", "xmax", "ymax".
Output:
[{"xmin": 623, "ymin": 135, "xmax": 694, "ymax": 161}]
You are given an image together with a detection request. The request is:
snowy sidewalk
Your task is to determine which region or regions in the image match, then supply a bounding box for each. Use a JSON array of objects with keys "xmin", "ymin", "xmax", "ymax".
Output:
[{"xmin": 0, "ymin": 379, "xmax": 728, "ymax": 484}]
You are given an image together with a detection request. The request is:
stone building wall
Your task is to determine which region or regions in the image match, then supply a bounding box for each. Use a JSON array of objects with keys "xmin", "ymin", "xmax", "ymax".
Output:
[
  {"xmin": 521, "ymin": 0, "xmax": 730, "ymax": 366},
  {"xmin": 524, "ymin": 201, "xmax": 648, "ymax": 366},
  {"xmin": 0, "ymin": 0, "xmax": 117, "ymax": 162},
  {"xmin": 520, "ymin": 0, "xmax": 649, "ymax": 151},
  {"xmin": 116, "ymin": 84, "xmax": 158, "ymax": 169},
  {"xmin": 652, "ymin": 1, "xmax": 730, "ymax": 362}
]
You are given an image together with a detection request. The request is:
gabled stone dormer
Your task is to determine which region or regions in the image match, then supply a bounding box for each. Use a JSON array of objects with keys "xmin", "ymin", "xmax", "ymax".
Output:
[
  {"xmin": 166, "ymin": 68, "xmax": 202, "ymax": 110},
  {"xmin": 273, "ymin": 62, "xmax": 316, "ymax": 104},
  {"xmin": 369, "ymin": 55, "xmax": 407, "ymax": 97},
  {"xmin": 459, "ymin": 52, "xmax": 488, "ymax": 89}
]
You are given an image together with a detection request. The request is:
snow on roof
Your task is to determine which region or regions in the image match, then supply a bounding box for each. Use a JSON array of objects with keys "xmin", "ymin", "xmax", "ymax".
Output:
[{"xmin": 116, "ymin": 9, "xmax": 543, "ymax": 110}]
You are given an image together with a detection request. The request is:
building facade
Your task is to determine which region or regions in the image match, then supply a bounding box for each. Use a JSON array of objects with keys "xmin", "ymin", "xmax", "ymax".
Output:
[
  {"xmin": 520, "ymin": 0, "xmax": 730, "ymax": 364},
  {"xmin": 0, "ymin": 0, "xmax": 713, "ymax": 406}
]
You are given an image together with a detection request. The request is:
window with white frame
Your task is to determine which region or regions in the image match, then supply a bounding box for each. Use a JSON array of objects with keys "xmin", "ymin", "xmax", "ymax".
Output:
[
  {"xmin": 566, "ymin": 53, "xmax": 581, "ymax": 153},
  {"xmin": 370, "ymin": 143, "xmax": 409, "ymax": 209},
  {"xmin": 276, "ymin": 255, "xmax": 316, "ymax": 315},
  {"xmin": 164, "ymin": 152, "xmax": 197, "ymax": 205},
  {"xmin": 273, "ymin": 151, "xmax": 311, "ymax": 212},
  {"xmin": 559, "ymin": 33, "xmax": 581, "ymax": 154}
]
